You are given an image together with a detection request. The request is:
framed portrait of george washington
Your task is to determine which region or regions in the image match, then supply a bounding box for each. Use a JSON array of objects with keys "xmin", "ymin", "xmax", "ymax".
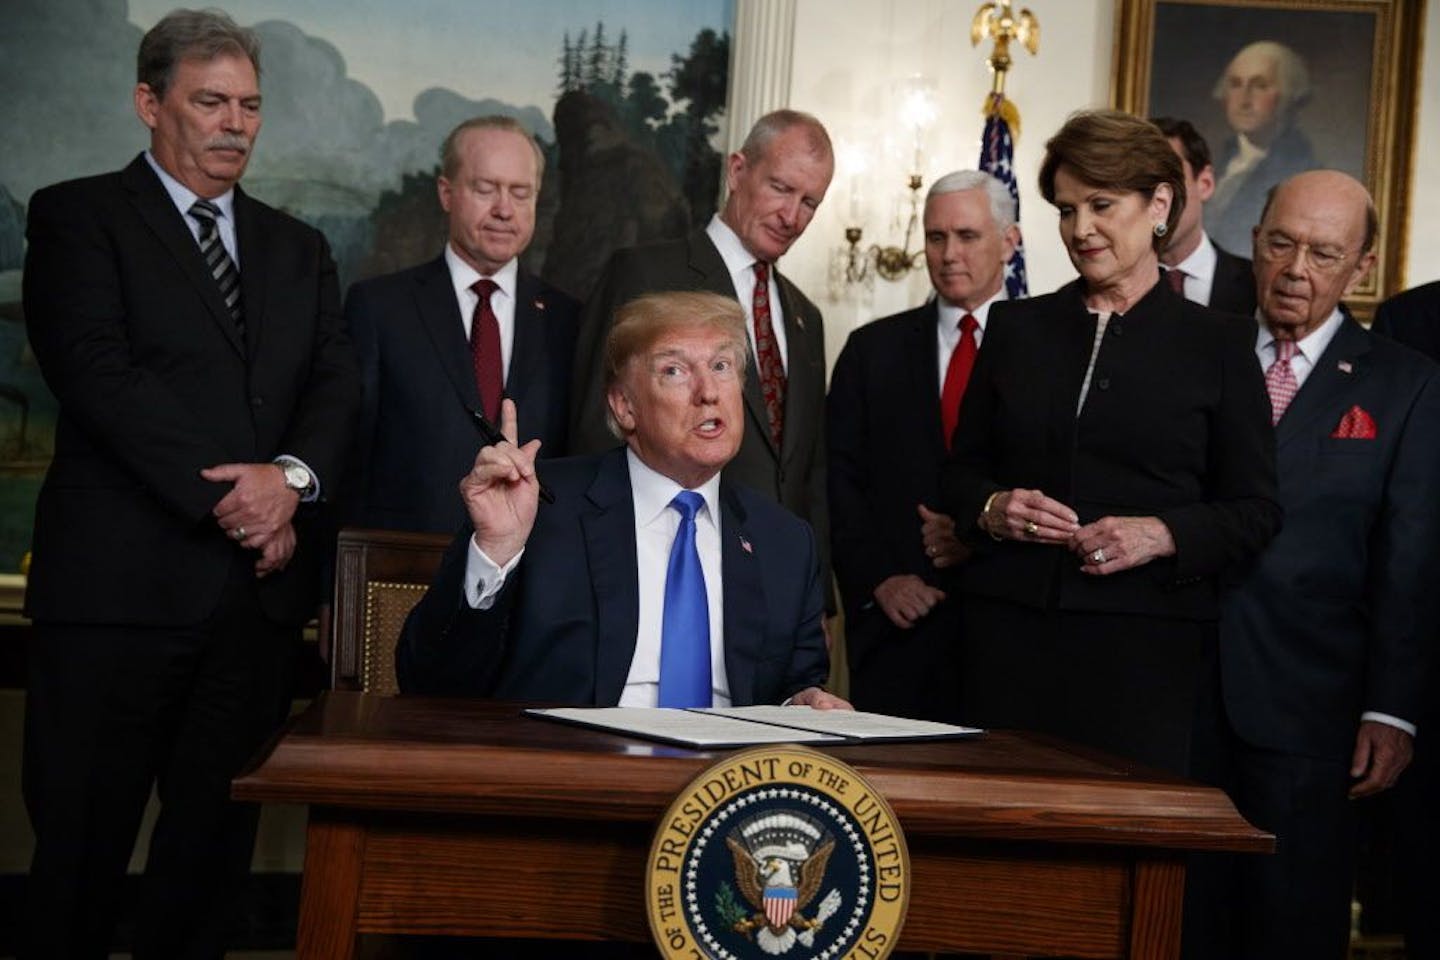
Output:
[{"xmin": 1112, "ymin": 0, "xmax": 1424, "ymax": 319}]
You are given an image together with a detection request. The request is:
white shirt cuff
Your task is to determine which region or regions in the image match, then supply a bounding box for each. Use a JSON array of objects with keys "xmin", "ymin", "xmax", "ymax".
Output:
[
  {"xmin": 1361, "ymin": 711, "xmax": 1416, "ymax": 737},
  {"xmin": 463, "ymin": 535, "xmax": 524, "ymax": 609}
]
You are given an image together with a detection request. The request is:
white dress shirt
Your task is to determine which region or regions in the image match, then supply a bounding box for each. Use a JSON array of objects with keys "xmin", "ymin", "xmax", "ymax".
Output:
[
  {"xmin": 706, "ymin": 214, "xmax": 789, "ymax": 373},
  {"xmin": 1168, "ymin": 232, "xmax": 1221, "ymax": 307},
  {"xmin": 461, "ymin": 449, "xmax": 731, "ymax": 707},
  {"xmin": 934, "ymin": 291, "xmax": 1003, "ymax": 395},
  {"xmin": 144, "ymin": 151, "xmax": 239, "ymax": 266},
  {"xmin": 1253, "ymin": 309, "xmax": 1416, "ymax": 737},
  {"xmin": 445, "ymin": 245, "xmax": 519, "ymax": 382}
]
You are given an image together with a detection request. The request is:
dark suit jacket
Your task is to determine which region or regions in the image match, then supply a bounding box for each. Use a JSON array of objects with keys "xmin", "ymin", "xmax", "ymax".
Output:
[
  {"xmin": 567, "ymin": 228, "xmax": 831, "ymax": 602},
  {"xmin": 396, "ymin": 448, "xmax": 830, "ymax": 705},
  {"xmin": 345, "ymin": 256, "xmax": 580, "ymax": 534},
  {"xmin": 1221, "ymin": 315, "xmax": 1440, "ymax": 760},
  {"xmin": 828, "ymin": 300, "xmax": 958, "ymax": 613},
  {"xmin": 1373, "ymin": 280, "xmax": 1440, "ymax": 357},
  {"xmin": 826, "ymin": 301, "xmax": 964, "ymax": 718},
  {"xmin": 23, "ymin": 154, "xmax": 360, "ymax": 626},
  {"xmin": 945, "ymin": 277, "xmax": 1281, "ymax": 621},
  {"xmin": 1209, "ymin": 243, "xmax": 1258, "ymax": 318}
]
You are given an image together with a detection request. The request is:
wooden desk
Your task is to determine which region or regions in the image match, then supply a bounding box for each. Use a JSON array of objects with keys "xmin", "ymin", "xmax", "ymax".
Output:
[{"xmin": 234, "ymin": 692, "xmax": 1270, "ymax": 959}]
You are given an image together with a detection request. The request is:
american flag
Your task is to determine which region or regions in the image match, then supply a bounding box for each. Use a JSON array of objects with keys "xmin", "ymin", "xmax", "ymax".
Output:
[
  {"xmin": 764, "ymin": 886, "xmax": 797, "ymax": 928},
  {"xmin": 979, "ymin": 91, "xmax": 1029, "ymax": 299}
]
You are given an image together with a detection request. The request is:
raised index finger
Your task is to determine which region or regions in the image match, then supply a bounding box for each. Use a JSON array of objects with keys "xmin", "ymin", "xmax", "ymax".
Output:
[{"xmin": 499, "ymin": 397, "xmax": 519, "ymax": 445}]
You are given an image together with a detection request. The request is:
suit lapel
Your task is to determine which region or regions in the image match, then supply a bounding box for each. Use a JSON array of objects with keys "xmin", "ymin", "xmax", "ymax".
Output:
[
  {"xmin": 414, "ymin": 256, "xmax": 484, "ymax": 413},
  {"xmin": 772, "ymin": 270, "xmax": 816, "ymax": 463},
  {"xmin": 719, "ymin": 483, "xmax": 763, "ymax": 706},
  {"xmin": 506, "ymin": 270, "xmax": 546, "ymax": 412},
  {"xmin": 687, "ymin": 229, "xmax": 739, "ymax": 297},
  {"xmin": 581, "ymin": 450, "xmax": 641, "ymax": 705},
  {"xmin": 234, "ymin": 187, "xmax": 266, "ymax": 358},
  {"xmin": 1275, "ymin": 315, "xmax": 1373, "ymax": 448},
  {"xmin": 123, "ymin": 157, "xmax": 244, "ymax": 357},
  {"xmin": 910, "ymin": 301, "xmax": 946, "ymax": 448}
]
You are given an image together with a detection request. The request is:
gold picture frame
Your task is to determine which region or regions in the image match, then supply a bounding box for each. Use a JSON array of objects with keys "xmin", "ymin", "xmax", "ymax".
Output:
[{"xmin": 1111, "ymin": 0, "xmax": 1425, "ymax": 319}]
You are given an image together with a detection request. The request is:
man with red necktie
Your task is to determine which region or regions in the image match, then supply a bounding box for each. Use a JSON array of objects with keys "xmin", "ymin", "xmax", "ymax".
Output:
[
  {"xmin": 827, "ymin": 170, "xmax": 1020, "ymax": 721},
  {"xmin": 345, "ymin": 116, "xmax": 580, "ymax": 536}
]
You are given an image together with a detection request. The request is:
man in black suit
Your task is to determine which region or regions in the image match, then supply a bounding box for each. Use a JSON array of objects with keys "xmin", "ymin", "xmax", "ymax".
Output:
[
  {"xmin": 827, "ymin": 170, "xmax": 1018, "ymax": 721},
  {"xmin": 399, "ymin": 291, "xmax": 846, "ymax": 711},
  {"xmin": 345, "ymin": 116, "xmax": 580, "ymax": 534},
  {"xmin": 568, "ymin": 110, "xmax": 834, "ymax": 601},
  {"xmin": 1370, "ymin": 278, "xmax": 1440, "ymax": 960},
  {"xmin": 1150, "ymin": 116, "xmax": 1256, "ymax": 317},
  {"xmin": 1187, "ymin": 171, "xmax": 1440, "ymax": 959},
  {"xmin": 21, "ymin": 10, "xmax": 359, "ymax": 957}
]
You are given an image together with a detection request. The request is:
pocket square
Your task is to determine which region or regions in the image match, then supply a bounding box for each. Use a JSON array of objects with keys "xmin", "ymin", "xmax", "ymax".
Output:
[{"xmin": 1331, "ymin": 405, "xmax": 1377, "ymax": 439}]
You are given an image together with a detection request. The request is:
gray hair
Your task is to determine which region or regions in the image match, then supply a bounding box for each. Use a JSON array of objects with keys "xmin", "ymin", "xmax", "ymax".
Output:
[
  {"xmin": 1213, "ymin": 41, "xmax": 1312, "ymax": 113},
  {"xmin": 137, "ymin": 8, "xmax": 261, "ymax": 100},
  {"xmin": 739, "ymin": 109, "xmax": 833, "ymax": 165},
  {"xmin": 439, "ymin": 115, "xmax": 546, "ymax": 184},
  {"xmin": 926, "ymin": 170, "xmax": 1016, "ymax": 231}
]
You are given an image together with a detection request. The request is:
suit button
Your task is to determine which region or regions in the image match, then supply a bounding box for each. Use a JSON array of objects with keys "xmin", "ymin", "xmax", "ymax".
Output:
[
  {"xmin": 1110, "ymin": 322, "xmax": 1123, "ymax": 336},
  {"xmin": 251, "ymin": 396, "xmax": 264, "ymax": 407},
  {"xmin": 1096, "ymin": 378, "xmax": 1110, "ymax": 390}
]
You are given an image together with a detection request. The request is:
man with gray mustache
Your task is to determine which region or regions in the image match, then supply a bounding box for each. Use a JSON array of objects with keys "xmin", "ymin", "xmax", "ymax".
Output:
[{"xmin": 20, "ymin": 8, "xmax": 359, "ymax": 956}]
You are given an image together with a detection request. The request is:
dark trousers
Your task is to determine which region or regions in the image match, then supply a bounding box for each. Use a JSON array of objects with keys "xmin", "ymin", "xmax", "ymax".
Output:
[
  {"xmin": 1184, "ymin": 664, "xmax": 1357, "ymax": 960},
  {"xmin": 846, "ymin": 600, "xmax": 964, "ymax": 723},
  {"xmin": 960, "ymin": 598, "xmax": 1208, "ymax": 774},
  {"xmin": 22, "ymin": 556, "xmax": 299, "ymax": 960}
]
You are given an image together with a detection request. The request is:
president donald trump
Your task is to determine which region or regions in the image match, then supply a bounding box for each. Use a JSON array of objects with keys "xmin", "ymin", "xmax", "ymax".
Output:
[{"xmin": 399, "ymin": 291, "xmax": 847, "ymax": 710}]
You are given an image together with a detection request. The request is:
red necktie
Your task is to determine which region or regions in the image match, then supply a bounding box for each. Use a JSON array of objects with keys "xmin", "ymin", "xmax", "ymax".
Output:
[
  {"xmin": 1165, "ymin": 267, "xmax": 1187, "ymax": 295},
  {"xmin": 940, "ymin": 313, "xmax": 979, "ymax": 450},
  {"xmin": 470, "ymin": 278, "xmax": 503, "ymax": 421},
  {"xmin": 751, "ymin": 261, "xmax": 786, "ymax": 449}
]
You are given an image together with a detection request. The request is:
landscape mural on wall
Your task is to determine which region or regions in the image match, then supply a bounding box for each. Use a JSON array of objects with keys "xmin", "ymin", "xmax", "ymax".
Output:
[{"xmin": 0, "ymin": 0, "xmax": 733, "ymax": 572}]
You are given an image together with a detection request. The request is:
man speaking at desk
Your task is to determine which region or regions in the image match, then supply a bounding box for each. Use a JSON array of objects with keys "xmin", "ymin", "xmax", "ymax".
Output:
[{"xmin": 399, "ymin": 291, "xmax": 847, "ymax": 710}]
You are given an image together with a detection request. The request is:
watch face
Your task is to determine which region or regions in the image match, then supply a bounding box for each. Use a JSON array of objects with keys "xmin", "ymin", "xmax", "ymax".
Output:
[{"xmin": 285, "ymin": 464, "xmax": 311, "ymax": 490}]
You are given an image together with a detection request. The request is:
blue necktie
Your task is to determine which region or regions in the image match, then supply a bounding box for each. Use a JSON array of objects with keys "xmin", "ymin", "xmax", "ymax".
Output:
[{"xmin": 658, "ymin": 491, "xmax": 711, "ymax": 707}]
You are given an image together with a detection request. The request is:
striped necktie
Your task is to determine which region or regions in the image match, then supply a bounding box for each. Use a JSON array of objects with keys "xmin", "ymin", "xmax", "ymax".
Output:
[{"xmin": 188, "ymin": 199, "xmax": 243, "ymax": 337}]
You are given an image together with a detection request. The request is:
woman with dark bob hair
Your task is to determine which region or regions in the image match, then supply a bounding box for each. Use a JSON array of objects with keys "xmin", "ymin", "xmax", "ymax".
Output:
[{"xmin": 943, "ymin": 109, "xmax": 1281, "ymax": 772}]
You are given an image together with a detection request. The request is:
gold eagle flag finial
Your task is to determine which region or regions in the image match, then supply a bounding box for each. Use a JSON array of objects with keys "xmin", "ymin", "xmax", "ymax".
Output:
[{"xmin": 970, "ymin": 1, "xmax": 1039, "ymax": 96}]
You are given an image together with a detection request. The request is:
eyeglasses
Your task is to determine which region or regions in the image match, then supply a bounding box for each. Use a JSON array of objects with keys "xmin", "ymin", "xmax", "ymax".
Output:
[{"xmin": 1255, "ymin": 232, "xmax": 1353, "ymax": 274}]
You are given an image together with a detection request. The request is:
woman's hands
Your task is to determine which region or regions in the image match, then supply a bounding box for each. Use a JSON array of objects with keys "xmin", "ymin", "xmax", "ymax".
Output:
[{"xmin": 978, "ymin": 489, "xmax": 1176, "ymax": 575}]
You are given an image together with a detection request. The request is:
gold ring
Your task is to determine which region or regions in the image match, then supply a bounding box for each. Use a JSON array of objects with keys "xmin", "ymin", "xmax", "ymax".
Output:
[
  {"xmin": 1024, "ymin": 520, "xmax": 1039, "ymax": 536},
  {"xmin": 232, "ymin": 526, "xmax": 247, "ymax": 541},
  {"xmin": 1091, "ymin": 548, "xmax": 1106, "ymax": 564}
]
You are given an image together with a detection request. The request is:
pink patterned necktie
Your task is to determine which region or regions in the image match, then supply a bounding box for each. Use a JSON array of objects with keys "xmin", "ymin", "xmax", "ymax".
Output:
[
  {"xmin": 751, "ymin": 261, "xmax": 786, "ymax": 449},
  {"xmin": 470, "ymin": 278, "xmax": 503, "ymax": 421},
  {"xmin": 1265, "ymin": 339, "xmax": 1299, "ymax": 425}
]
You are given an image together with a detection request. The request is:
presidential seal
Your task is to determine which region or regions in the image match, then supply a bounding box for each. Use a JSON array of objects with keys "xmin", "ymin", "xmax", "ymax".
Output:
[{"xmin": 646, "ymin": 745, "xmax": 909, "ymax": 960}]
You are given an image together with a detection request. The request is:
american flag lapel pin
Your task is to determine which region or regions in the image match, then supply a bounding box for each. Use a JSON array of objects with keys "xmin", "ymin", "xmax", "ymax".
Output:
[
  {"xmin": 533, "ymin": 298, "xmax": 546, "ymax": 311},
  {"xmin": 739, "ymin": 535, "xmax": 753, "ymax": 554},
  {"xmin": 1338, "ymin": 360, "xmax": 1353, "ymax": 374}
]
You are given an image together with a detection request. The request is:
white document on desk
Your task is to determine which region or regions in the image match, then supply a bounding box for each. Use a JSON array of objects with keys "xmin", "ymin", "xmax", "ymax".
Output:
[
  {"xmin": 691, "ymin": 705, "xmax": 983, "ymax": 741},
  {"xmin": 526, "ymin": 705, "xmax": 982, "ymax": 749},
  {"xmin": 525, "ymin": 706, "xmax": 847, "ymax": 748}
]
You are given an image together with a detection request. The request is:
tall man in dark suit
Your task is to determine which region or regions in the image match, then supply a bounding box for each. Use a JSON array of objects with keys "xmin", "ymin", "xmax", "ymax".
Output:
[
  {"xmin": 1187, "ymin": 171, "xmax": 1440, "ymax": 959},
  {"xmin": 1150, "ymin": 116, "xmax": 1256, "ymax": 317},
  {"xmin": 20, "ymin": 10, "xmax": 359, "ymax": 957},
  {"xmin": 827, "ymin": 170, "xmax": 1018, "ymax": 721},
  {"xmin": 400, "ymin": 291, "xmax": 847, "ymax": 711},
  {"xmin": 1370, "ymin": 278, "xmax": 1440, "ymax": 960},
  {"xmin": 345, "ymin": 116, "xmax": 580, "ymax": 534},
  {"xmin": 568, "ymin": 111, "xmax": 835, "ymax": 602}
]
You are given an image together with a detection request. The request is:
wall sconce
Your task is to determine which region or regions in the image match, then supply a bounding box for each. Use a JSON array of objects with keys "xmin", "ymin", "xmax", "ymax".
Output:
[{"xmin": 839, "ymin": 76, "xmax": 937, "ymax": 288}]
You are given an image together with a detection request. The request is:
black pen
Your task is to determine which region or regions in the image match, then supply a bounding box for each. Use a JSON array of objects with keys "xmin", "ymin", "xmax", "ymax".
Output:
[{"xmin": 469, "ymin": 408, "xmax": 555, "ymax": 504}]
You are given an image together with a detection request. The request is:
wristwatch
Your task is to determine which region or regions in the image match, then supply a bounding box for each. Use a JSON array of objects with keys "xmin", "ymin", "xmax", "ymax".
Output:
[{"xmin": 278, "ymin": 460, "xmax": 315, "ymax": 498}]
